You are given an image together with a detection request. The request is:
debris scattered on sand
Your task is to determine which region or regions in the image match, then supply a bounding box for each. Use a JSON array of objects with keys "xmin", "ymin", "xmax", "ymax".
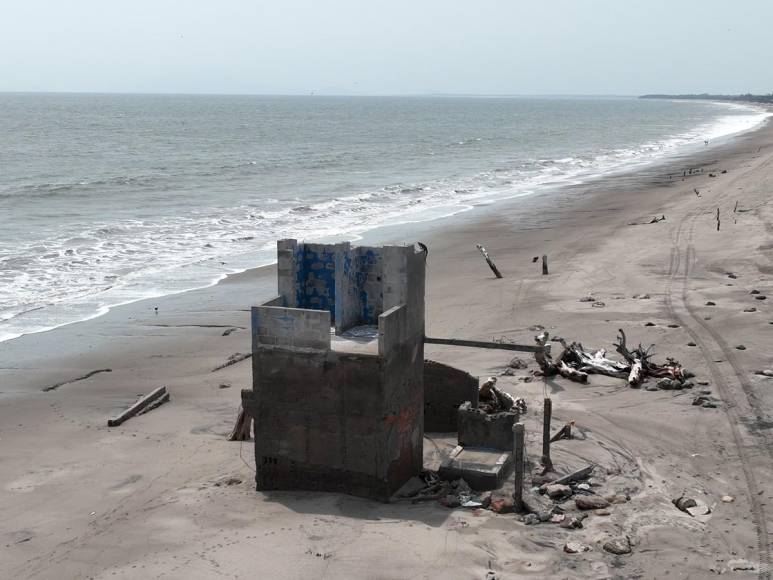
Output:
[
  {"xmin": 478, "ymin": 377, "xmax": 527, "ymax": 414},
  {"xmin": 753, "ymin": 369, "xmax": 773, "ymax": 377},
  {"xmin": 750, "ymin": 289, "xmax": 760, "ymax": 294},
  {"xmin": 706, "ymin": 301, "xmax": 716, "ymax": 306},
  {"xmin": 507, "ymin": 356, "xmax": 528, "ymax": 369},
  {"xmin": 219, "ymin": 383, "xmax": 231, "ymax": 389},
  {"xmin": 735, "ymin": 345, "xmax": 746, "ymax": 350},
  {"xmin": 721, "ymin": 495, "xmax": 735, "ymax": 503},
  {"xmin": 744, "ymin": 307, "xmax": 757, "ymax": 312},
  {"xmin": 211, "ymin": 352, "xmax": 252, "ymax": 372},
  {"xmin": 42, "ymin": 368, "xmax": 112, "ymax": 392}
]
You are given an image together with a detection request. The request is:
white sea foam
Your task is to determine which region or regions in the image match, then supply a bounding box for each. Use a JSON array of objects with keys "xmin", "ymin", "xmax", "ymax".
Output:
[{"xmin": 0, "ymin": 100, "xmax": 769, "ymax": 343}]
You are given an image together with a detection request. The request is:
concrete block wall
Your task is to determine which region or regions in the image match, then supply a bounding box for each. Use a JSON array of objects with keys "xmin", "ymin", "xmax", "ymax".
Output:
[
  {"xmin": 245, "ymin": 239, "xmax": 427, "ymax": 501},
  {"xmin": 251, "ymin": 306, "xmax": 331, "ymax": 351},
  {"xmin": 423, "ymin": 360, "xmax": 479, "ymax": 432},
  {"xmin": 457, "ymin": 402, "xmax": 519, "ymax": 451}
]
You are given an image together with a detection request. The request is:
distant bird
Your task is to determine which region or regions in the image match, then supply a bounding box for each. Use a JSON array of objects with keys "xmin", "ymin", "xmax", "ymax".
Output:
[{"xmin": 154, "ymin": 306, "xmax": 158, "ymax": 315}]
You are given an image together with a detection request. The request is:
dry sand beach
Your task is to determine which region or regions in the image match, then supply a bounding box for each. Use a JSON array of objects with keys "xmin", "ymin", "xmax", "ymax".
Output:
[{"xmin": 2, "ymin": 115, "xmax": 773, "ymax": 579}]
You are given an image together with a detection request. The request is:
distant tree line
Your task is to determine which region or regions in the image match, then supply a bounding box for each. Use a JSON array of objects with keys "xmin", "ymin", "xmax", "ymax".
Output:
[{"xmin": 640, "ymin": 93, "xmax": 773, "ymax": 104}]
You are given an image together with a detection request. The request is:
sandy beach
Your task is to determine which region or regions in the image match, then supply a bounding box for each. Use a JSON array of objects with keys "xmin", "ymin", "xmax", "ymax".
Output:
[{"xmin": 2, "ymin": 115, "xmax": 773, "ymax": 579}]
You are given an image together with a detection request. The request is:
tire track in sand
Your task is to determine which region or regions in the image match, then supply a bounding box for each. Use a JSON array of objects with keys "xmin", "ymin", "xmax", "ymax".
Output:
[{"xmin": 664, "ymin": 206, "xmax": 771, "ymax": 579}]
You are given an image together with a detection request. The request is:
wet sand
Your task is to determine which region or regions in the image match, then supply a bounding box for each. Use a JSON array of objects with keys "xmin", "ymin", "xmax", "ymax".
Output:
[{"xmin": 2, "ymin": 117, "xmax": 773, "ymax": 579}]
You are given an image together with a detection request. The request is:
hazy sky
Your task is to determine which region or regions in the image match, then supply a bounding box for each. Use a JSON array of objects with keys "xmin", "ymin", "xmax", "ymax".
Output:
[{"xmin": 1, "ymin": 0, "xmax": 771, "ymax": 95}]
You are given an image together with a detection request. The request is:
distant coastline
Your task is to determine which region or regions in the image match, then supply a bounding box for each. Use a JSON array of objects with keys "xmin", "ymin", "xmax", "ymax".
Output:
[{"xmin": 641, "ymin": 92, "xmax": 773, "ymax": 104}]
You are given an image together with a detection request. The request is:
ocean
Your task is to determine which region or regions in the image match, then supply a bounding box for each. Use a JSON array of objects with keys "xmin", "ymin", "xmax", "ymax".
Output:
[{"xmin": 0, "ymin": 94, "xmax": 769, "ymax": 343}]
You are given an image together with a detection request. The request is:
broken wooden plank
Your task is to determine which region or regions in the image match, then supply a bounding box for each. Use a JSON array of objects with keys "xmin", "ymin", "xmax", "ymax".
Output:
[
  {"xmin": 548, "ymin": 465, "xmax": 594, "ymax": 486},
  {"xmin": 108, "ymin": 386, "xmax": 169, "ymax": 427},
  {"xmin": 424, "ymin": 336, "xmax": 546, "ymax": 353},
  {"xmin": 42, "ymin": 368, "xmax": 112, "ymax": 392}
]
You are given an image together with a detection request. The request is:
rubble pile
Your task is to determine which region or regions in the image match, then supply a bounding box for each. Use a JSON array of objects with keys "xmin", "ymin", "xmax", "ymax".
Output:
[{"xmin": 534, "ymin": 329, "xmax": 695, "ymax": 390}]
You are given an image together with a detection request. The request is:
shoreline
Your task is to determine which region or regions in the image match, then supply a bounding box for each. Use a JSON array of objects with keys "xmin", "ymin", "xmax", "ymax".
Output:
[
  {"xmin": 2, "ymin": 101, "xmax": 769, "ymax": 346},
  {"xmin": 2, "ymin": 107, "xmax": 773, "ymax": 578}
]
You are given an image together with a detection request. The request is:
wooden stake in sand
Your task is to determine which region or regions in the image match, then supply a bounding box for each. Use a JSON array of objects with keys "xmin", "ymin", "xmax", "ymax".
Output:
[
  {"xmin": 542, "ymin": 255, "xmax": 549, "ymax": 275},
  {"xmin": 512, "ymin": 422, "xmax": 525, "ymax": 512},
  {"xmin": 476, "ymin": 244, "xmax": 503, "ymax": 278},
  {"xmin": 107, "ymin": 386, "xmax": 169, "ymax": 427},
  {"xmin": 716, "ymin": 207, "xmax": 721, "ymax": 231},
  {"xmin": 228, "ymin": 406, "xmax": 252, "ymax": 441},
  {"xmin": 541, "ymin": 397, "xmax": 553, "ymax": 472}
]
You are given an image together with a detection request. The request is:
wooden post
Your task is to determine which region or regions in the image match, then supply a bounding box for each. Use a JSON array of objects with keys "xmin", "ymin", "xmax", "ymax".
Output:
[
  {"xmin": 734, "ymin": 200, "xmax": 739, "ymax": 213},
  {"xmin": 228, "ymin": 405, "xmax": 252, "ymax": 441},
  {"xmin": 541, "ymin": 397, "xmax": 553, "ymax": 471},
  {"xmin": 542, "ymin": 255, "xmax": 549, "ymax": 275},
  {"xmin": 476, "ymin": 244, "xmax": 503, "ymax": 278},
  {"xmin": 716, "ymin": 207, "xmax": 720, "ymax": 231},
  {"xmin": 513, "ymin": 422, "xmax": 525, "ymax": 512},
  {"xmin": 107, "ymin": 386, "xmax": 169, "ymax": 427}
]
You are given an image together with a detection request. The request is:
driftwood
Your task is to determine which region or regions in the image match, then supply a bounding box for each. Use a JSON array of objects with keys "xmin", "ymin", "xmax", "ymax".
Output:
[
  {"xmin": 228, "ymin": 406, "xmax": 252, "ymax": 441},
  {"xmin": 534, "ymin": 329, "xmax": 686, "ymax": 389},
  {"xmin": 108, "ymin": 386, "xmax": 169, "ymax": 427},
  {"xmin": 534, "ymin": 333, "xmax": 587, "ymax": 383},
  {"xmin": 476, "ymin": 244, "xmax": 503, "ymax": 278}
]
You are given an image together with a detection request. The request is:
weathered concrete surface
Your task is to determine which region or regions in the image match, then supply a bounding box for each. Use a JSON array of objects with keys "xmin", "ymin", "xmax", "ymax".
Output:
[
  {"xmin": 438, "ymin": 445, "xmax": 513, "ymax": 491},
  {"xmin": 457, "ymin": 401, "xmax": 519, "ymax": 451},
  {"xmin": 424, "ymin": 360, "xmax": 479, "ymax": 432}
]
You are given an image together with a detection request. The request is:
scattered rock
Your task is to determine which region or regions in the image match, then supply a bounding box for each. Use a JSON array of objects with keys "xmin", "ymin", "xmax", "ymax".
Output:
[
  {"xmin": 674, "ymin": 497, "xmax": 697, "ymax": 512},
  {"xmin": 219, "ymin": 383, "xmax": 231, "ymax": 389},
  {"xmin": 706, "ymin": 301, "xmax": 716, "ymax": 306},
  {"xmin": 564, "ymin": 541, "xmax": 590, "ymax": 554},
  {"xmin": 579, "ymin": 296, "xmax": 596, "ymax": 302},
  {"xmin": 603, "ymin": 537, "xmax": 631, "ymax": 555},
  {"xmin": 729, "ymin": 559, "xmax": 756, "ymax": 572},
  {"xmin": 441, "ymin": 494, "xmax": 461, "ymax": 508},
  {"xmin": 592, "ymin": 301, "xmax": 606, "ymax": 308},
  {"xmin": 508, "ymin": 357, "xmax": 528, "ymax": 369},
  {"xmin": 606, "ymin": 494, "xmax": 629, "ymax": 505},
  {"xmin": 727, "ymin": 273, "xmax": 737, "ymax": 279},
  {"xmin": 721, "ymin": 495, "xmax": 734, "ymax": 503},
  {"xmin": 489, "ymin": 497, "xmax": 514, "ymax": 514},
  {"xmin": 639, "ymin": 294, "xmax": 651, "ymax": 299},
  {"xmin": 667, "ymin": 324, "xmax": 680, "ymax": 328},
  {"xmin": 560, "ymin": 516, "xmax": 585, "ymax": 529},
  {"xmin": 595, "ymin": 509, "xmax": 611, "ymax": 516},
  {"xmin": 687, "ymin": 342, "xmax": 697, "ymax": 347},
  {"xmin": 549, "ymin": 513, "xmax": 565, "ymax": 523},
  {"xmin": 736, "ymin": 345, "xmax": 746, "ymax": 350},
  {"xmin": 750, "ymin": 289, "xmax": 760, "ymax": 294},
  {"xmin": 755, "ymin": 295, "xmax": 767, "ymax": 301},
  {"xmin": 500, "ymin": 368, "xmax": 516, "ymax": 376},
  {"xmin": 575, "ymin": 496, "xmax": 611, "ymax": 510},
  {"xmin": 697, "ymin": 380, "xmax": 710, "ymax": 386},
  {"xmin": 522, "ymin": 513, "xmax": 540, "ymax": 525},
  {"xmin": 744, "ymin": 307, "xmax": 757, "ymax": 312},
  {"xmin": 576, "ymin": 483, "xmax": 590, "ymax": 491},
  {"xmin": 754, "ymin": 369, "xmax": 773, "ymax": 377},
  {"xmin": 645, "ymin": 322, "xmax": 655, "ymax": 327},
  {"xmin": 545, "ymin": 484, "xmax": 573, "ymax": 499}
]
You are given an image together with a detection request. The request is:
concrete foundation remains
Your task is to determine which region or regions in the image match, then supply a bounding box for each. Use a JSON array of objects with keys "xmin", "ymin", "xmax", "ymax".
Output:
[
  {"xmin": 423, "ymin": 360, "xmax": 479, "ymax": 432},
  {"xmin": 242, "ymin": 239, "xmax": 427, "ymax": 501},
  {"xmin": 438, "ymin": 446, "xmax": 513, "ymax": 491},
  {"xmin": 457, "ymin": 401, "xmax": 520, "ymax": 451}
]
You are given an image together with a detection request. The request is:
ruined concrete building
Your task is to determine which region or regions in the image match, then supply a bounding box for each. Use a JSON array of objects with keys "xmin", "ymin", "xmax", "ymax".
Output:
[{"xmin": 242, "ymin": 239, "xmax": 428, "ymax": 501}]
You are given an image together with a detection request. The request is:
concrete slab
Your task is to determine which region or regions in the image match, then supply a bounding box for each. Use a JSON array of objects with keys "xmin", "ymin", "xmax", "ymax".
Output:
[{"xmin": 438, "ymin": 445, "xmax": 513, "ymax": 491}]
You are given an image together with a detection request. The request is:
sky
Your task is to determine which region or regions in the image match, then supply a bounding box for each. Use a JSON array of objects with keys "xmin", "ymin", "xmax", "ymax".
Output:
[{"xmin": 1, "ymin": 0, "xmax": 771, "ymax": 96}]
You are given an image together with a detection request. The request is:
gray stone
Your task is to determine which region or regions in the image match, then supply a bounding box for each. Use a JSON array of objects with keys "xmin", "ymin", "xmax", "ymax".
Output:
[
  {"xmin": 603, "ymin": 537, "xmax": 631, "ymax": 555},
  {"xmin": 522, "ymin": 513, "xmax": 540, "ymax": 525},
  {"xmin": 545, "ymin": 484, "xmax": 573, "ymax": 499}
]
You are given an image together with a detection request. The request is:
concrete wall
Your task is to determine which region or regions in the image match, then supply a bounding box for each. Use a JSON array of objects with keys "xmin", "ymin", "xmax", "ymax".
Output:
[
  {"xmin": 423, "ymin": 360, "xmax": 479, "ymax": 432},
  {"xmin": 245, "ymin": 239, "xmax": 427, "ymax": 501},
  {"xmin": 251, "ymin": 306, "xmax": 331, "ymax": 351},
  {"xmin": 457, "ymin": 402, "xmax": 519, "ymax": 451}
]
